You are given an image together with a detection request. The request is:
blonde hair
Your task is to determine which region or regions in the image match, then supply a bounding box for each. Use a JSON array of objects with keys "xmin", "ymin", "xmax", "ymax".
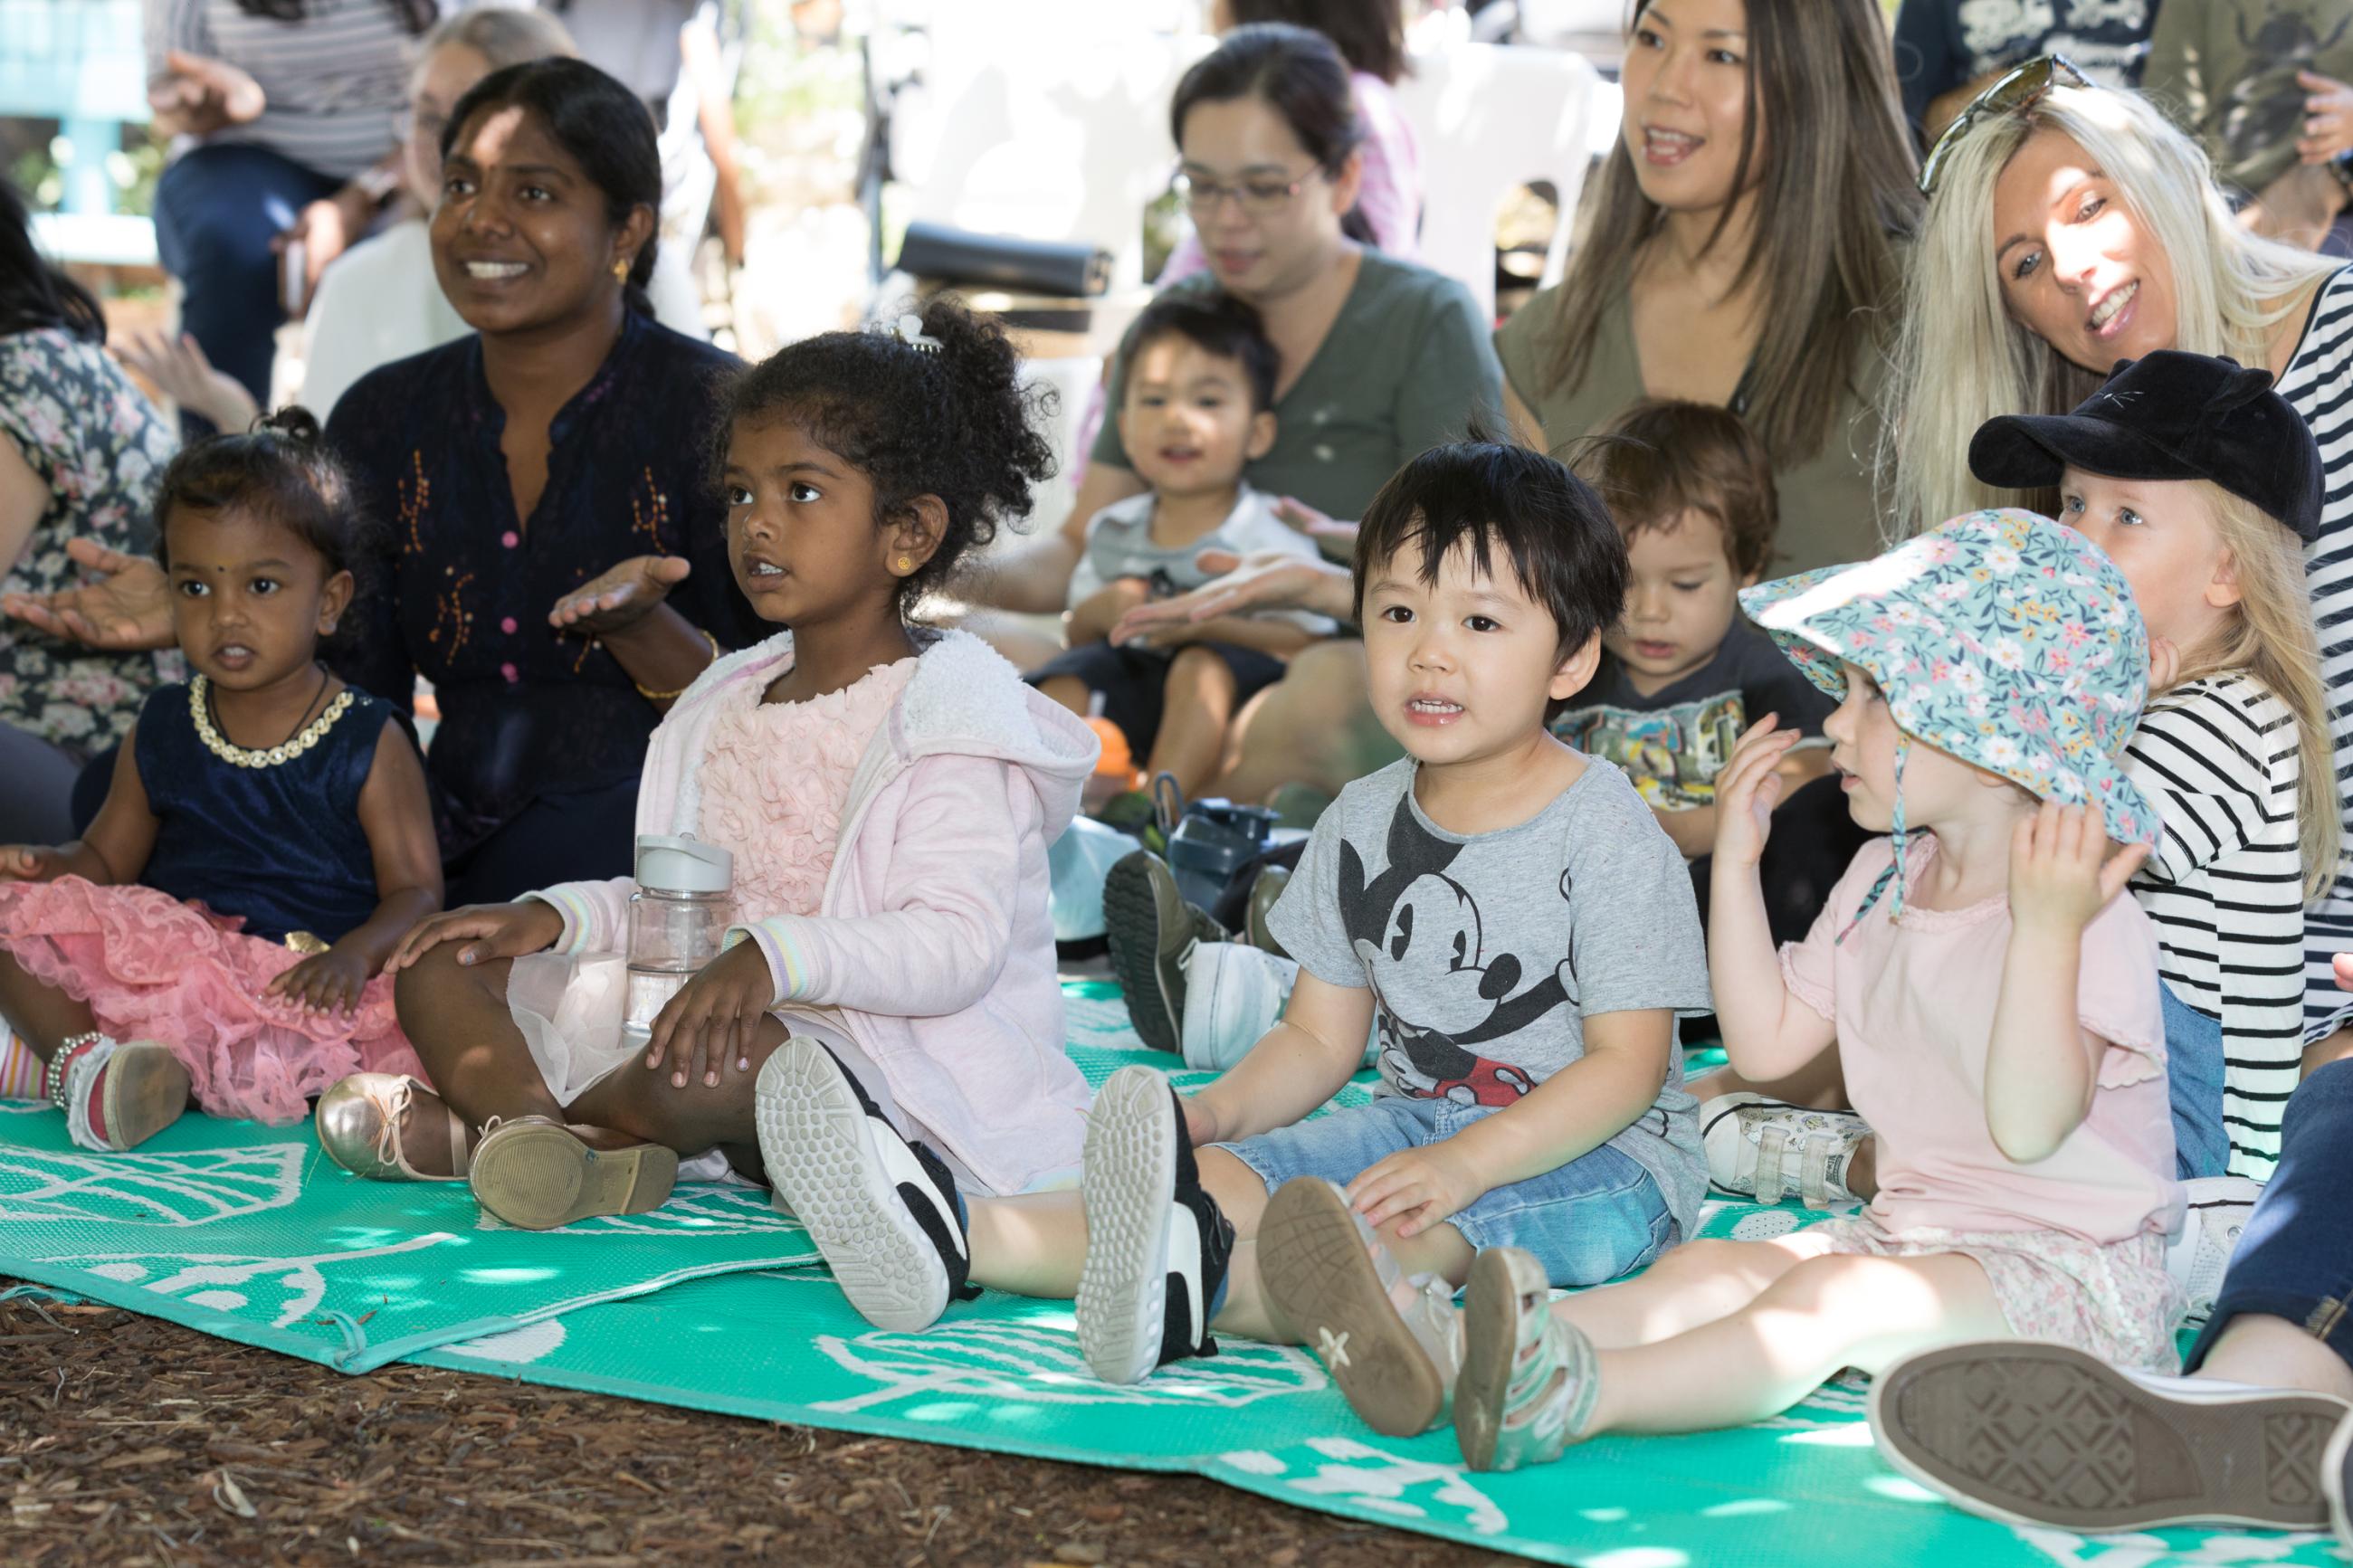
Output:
[
  {"xmin": 1884, "ymin": 86, "xmax": 2336, "ymax": 537},
  {"xmin": 2169, "ymin": 482, "xmax": 2343, "ymax": 899}
]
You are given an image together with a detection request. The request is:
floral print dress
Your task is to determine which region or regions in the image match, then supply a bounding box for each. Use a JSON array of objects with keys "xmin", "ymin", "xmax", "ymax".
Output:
[{"xmin": 0, "ymin": 328, "xmax": 180, "ymax": 757}]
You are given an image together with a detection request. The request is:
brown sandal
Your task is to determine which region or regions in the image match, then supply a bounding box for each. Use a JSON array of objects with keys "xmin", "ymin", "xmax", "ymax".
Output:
[
  {"xmin": 467, "ymin": 1117, "xmax": 678, "ymax": 1231},
  {"xmin": 47, "ymin": 1034, "xmax": 190, "ymax": 1152}
]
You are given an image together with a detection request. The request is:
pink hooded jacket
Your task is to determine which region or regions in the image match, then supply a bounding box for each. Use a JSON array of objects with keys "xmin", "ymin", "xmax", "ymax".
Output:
[{"xmin": 529, "ymin": 627, "xmax": 1100, "ymax": 1194}]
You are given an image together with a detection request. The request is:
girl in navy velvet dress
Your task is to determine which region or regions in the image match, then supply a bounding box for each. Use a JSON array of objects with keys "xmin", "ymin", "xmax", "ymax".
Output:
[{"xmin": 0, "ymin": 412, "xmax": 441, "ymax": 1149}]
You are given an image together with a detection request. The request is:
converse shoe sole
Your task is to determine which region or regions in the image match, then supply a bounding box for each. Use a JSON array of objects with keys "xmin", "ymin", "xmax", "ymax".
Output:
[
  {"xmin": 755, "ymin": 1037, "xmax": 961, "ymax": 1332},
  {"xmin": 1259, "ymin": 1177, "xmax": 1447, "ymax": 1438},
  {"xmin": 1077, "ymin": 1065, "xmax": 1186, "ymax": 1384},
  {"xmin": 1870, "ymin": 1340, "xmax": 2348, "ymax": 1533},
  {"xmin": 469, "ymin": 1122, "xmax": 677, "ymax": 1231}
]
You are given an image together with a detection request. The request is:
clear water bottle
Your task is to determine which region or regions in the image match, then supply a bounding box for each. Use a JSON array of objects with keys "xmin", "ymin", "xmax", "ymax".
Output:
[{"xmin": 621, "ymin": 836, "xmax": 736, "ymax": 1050}]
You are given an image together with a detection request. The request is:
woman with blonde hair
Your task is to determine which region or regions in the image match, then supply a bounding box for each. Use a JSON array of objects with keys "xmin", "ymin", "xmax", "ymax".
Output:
[{"xmin": 1882, "ymin": 61, "xmax": 2353, "ymax": 1060}]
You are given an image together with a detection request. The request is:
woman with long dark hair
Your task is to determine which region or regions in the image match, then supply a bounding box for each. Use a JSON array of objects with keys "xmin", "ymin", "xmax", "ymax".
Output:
[
  {"xmin": 0, "ymin": 182, "xmax": 179, "ymax": 841},
  {"xmin": 144, "ymin": 0, "xmax": 437, "ymax": 428},
  {"xmin": 1497, "ymin": 0, "xmax": 1920, "ymax": 573}
]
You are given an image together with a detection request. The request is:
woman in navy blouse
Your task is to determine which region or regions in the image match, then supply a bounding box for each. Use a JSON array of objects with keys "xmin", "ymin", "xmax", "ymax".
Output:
[
  {"xmin": 329, "ymin": 59, "xmax": 757, "ymax": 902},
  {"xmin": 12, "ymin": 58, "xmax": 757, "ymax": 902}
]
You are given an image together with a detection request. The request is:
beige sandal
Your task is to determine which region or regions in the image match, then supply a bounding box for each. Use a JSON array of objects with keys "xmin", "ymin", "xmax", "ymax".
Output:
[
  {"xmin": 47, "ymin": 1034, "xmax": 191, "ymax": 1152},
  {"xmin": 316, "ymin": 1073, "xmax": 473, "ymax": 1182},
  {"xmin": 467, "ymin": 1116, "xmax": 678, "ymax": 1231}
]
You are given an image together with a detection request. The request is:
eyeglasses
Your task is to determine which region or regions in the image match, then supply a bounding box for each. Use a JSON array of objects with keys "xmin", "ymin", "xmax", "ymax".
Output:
[
  {"xmin": 1172, "ymin": 165, "xmax": 1320, "ymax": 220},
  {"xmin": 1918, "ymin": 54, "xmax": 2092, "ymax": 195}
]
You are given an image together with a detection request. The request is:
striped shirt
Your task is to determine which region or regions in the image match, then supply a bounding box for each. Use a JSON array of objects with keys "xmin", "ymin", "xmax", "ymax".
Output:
[
  {"xmin": 143, "ymin": 0, "xmax": 432, "ymax": 181},
  {"xmin": 2282, "ymin": 265, "xmax": 2353, "ymax": 1041},
  {"xmin": 2127, "ymin": 674, "xmax": 2304, "ymax": 1178}
]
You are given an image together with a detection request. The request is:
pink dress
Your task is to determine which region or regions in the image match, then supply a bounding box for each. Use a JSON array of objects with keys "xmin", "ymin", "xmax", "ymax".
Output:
[
  {"xmin": 1777, "ymin": 836, "xmax": 2182, "ymax": 1369},
  {"xmin": 508, "ymin": 658, "xmax": 919, "ymax": 1104},
  {"xmin": 0, "ymin": 681, "xmax": 422, "ymax": 1125}
]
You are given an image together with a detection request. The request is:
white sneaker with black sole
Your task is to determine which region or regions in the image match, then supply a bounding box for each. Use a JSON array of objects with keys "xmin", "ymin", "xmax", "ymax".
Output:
[
  {"xmin": 756, "ymin": 1035, "xmax": 976, "ymax": 1332},
  {"xmin": 2168, "ymin": 1174, "xmax": 2261, "ymax": 1328},
  {"xmin": 1076, "ymin": 1064, "xmax": 1234, "ymax": 1385}
]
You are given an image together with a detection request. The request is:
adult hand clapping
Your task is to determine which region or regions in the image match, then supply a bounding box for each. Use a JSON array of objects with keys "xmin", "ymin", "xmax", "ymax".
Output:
[{"xmin": 2, "ymin": 538, "xmax": 176, "ymax": 651}]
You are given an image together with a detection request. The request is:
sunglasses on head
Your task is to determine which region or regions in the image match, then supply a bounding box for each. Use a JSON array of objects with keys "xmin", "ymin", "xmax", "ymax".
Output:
[{"xmin": 1918, "ymin": 54, "xmax": 2093, "ymax": 195}]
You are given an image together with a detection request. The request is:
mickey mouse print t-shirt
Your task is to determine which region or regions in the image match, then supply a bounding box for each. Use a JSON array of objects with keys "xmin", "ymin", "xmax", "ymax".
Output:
[{"xmin": 1263, "ymin": 755, "xmax": 1716, "ymax": 1239}]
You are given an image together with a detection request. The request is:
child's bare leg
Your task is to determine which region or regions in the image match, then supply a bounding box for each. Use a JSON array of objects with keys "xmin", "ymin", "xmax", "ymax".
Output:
[
  {"xmin": 1584, "ymin": 1251, "xmax": 2006, "ymax": 1435},
  {"xmin": 568, "ymin": 1014, "xmax": 789, "ymax": 1175},
  {"xmin": 2197, "ymin": 1314, "xmax": 2353, "ymax": 1401},
  {"xmin": 1547, "ymin": 1237, "xmax": 1809, "ymax": 1350},
  {"xmin": 1147, "ymin": 647, "xmax": 1240, "ymax": 799},
  {"xmin": 0, "ymin": 950, "xmax": 97, "ymax": 1058},
  {"xmin": 964, "ymin": 1145, "xmax": 1275, "ymax": 1301},
  {"xmin": 1686, "ymin": 1049, "xmax": 1850, "ymax": 1111},
  {"xmin": 1035, "ymin": 675, "xmax": 1092, "ymax": 719}
]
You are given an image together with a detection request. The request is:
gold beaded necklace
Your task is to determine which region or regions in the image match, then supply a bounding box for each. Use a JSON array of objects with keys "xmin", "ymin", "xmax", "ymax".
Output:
[{"xmin": 190, "ymin": 672, "xmax": 354, "ymax": 769}]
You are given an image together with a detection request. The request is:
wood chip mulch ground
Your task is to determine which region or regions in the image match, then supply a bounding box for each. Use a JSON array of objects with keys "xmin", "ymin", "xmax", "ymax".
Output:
[{"xmin": 0, "ymin": 1288, "xmax": 1518, "ymax": 1567}]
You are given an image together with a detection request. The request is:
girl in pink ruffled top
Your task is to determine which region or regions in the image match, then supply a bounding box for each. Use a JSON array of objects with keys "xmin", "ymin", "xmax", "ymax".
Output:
[
  {"xmin": 0, "ymin": 412, "xmax": 441, "ymax": 1149},
  {"xmin": 350, "ymin": 299, "xmax": 1101, "ymax": 1245}
]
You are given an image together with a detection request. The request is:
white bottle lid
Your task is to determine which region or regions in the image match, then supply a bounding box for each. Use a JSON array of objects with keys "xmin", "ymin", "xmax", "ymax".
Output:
[{"xmin": 634, "ymin": 834, "xmax": 733, "ymax": 893}]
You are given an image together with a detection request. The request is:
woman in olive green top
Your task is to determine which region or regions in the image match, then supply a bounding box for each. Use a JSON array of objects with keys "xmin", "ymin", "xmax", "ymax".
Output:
[
  {"xmin": 977, "ymin": 23, "xmax": 1500, "ymax": 616},
  {"xmin": 1499, "ymin": 0, "xmax": 1920, "ymax": 574}
]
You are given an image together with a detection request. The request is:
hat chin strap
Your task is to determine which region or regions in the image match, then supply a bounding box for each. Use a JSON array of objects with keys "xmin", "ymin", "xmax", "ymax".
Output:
[{"xmin": 1836, "ymin": 735, "xmax": 1909, "ymax": 945}]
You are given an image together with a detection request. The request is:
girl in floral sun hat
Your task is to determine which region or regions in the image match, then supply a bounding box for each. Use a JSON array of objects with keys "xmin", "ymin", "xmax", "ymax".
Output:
[{"xmin": 1443, "ymin": 508, "xmax": 2182, "ymax": 1472}]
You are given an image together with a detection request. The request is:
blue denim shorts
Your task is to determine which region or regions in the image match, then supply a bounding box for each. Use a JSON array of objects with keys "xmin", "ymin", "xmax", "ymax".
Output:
[
  {"xmin": 2163, "ymin": 979, "xmax": 2227, "ymax": 1181},
  {"xmin": 1215, "ymin": 1095, "xmax": 1672, "ymax": 1288}
]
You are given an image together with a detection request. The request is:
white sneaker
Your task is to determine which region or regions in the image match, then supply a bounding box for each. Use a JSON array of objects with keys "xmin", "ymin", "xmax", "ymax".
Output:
[
  {"xmin": 1179, "ymin": 942, "xmax": 1297, "ymax": 1072},
  {"xmin": 1701, "ymin": 1093, "xmax": 1868, "ymax": 1209},
  {"xmin": 2168, "ymin": 1175, "xmax": 2260, "ymax": 1328}
]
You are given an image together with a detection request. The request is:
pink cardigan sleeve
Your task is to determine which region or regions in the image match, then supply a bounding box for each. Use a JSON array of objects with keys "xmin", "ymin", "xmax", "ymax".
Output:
[
  {"xmin": 524, "ymin": 877, "xmax": 637, "ymax": 956},
  {"xmin": 726, "ymin": 754, "xmax": 1034, "ymax": 1015},
  {"xmin": 1349, "ymin": 72, "xmax": 1422, "ymax": 260}
]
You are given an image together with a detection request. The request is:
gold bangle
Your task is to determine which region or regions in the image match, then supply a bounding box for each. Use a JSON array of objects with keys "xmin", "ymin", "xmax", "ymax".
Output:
[{"xmin": 633, "ymin": 629, "xmax": 720, "ymax": 702}]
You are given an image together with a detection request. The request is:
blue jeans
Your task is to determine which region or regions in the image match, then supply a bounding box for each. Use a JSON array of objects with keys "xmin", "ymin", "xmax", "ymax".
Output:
[
  {"xmin": 154, "ymin": 142, "xmax": 344, "ymax": 431},
  {"xmin": 2186, "ymin": 1058, "xmax": 2353, "ymax": 1374},
  {"xmin": 1216, "ymin": 1096, "xmax": 1673, "ymax": 1287},
  {"xmin": 2163, "ymin": 980, "xmax": 2228, "ymax": 1181}
]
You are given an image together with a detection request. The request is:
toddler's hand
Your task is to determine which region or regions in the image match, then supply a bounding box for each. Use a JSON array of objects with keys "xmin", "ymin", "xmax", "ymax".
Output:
[
  {"xmin": 645, "ymin": 941, "xmax": 775, "ymax": 1089},
  {"xmin": 1272, "ymin": 496, "xmax": 1358, "ymax": 546},
  {"xmin": 1710, "ymin": 715, "xmax": 1799, "ymax": 868},
  {"xmin": 2148, "ymin": 635, "xmax": 2180, "ymax": 694},
  {"xmin": 0, "ymin": 845, "xmax": 58, "ymax": 883},
  {"xmin": 2008, "ymin": 801, "xmax": 2149, "ymax": 936},
  {"xmin": 269, "ymin": 946, "xmax": 372, "ymax": 1016},
  {"xmin": 386, "ymin": 900, "xmax": 565, "ymax": 972},
  {"xmin": 549, "ymin": 555, "xmax": 692, "ymax": 640},
  {"xmin": 1348, "ymin": 1142, "xmax": 1485, "ymax": 1240}
]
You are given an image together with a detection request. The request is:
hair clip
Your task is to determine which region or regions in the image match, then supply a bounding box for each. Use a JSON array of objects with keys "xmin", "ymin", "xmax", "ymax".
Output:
[{"xmin": 882, "ymin": 312, "xmax": 942, "ymax": 355}]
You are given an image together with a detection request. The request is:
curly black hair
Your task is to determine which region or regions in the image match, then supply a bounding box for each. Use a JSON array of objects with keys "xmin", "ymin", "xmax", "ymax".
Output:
[
  {"xmin": 713, "ymin": 297, "xmax": 1057, "ymax": 614},
  {"xmin": 152, "ymin": 408, "xmax": 370, "ymax": 585}
]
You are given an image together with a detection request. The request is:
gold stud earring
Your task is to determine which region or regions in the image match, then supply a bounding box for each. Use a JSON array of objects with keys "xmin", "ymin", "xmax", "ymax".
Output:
[
  {"xmin": 612, "ymin": 259, "xmax": 630, "ymax": 282},
  {"xmin": 896, "ymin": 555, "xmax": 914, "ymax": 574}
]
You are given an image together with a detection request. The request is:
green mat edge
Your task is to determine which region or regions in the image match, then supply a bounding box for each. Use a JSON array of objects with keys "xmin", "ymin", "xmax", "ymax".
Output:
[
  {"xmin": 405, "ymin": 1334, "xmax": 1586, "ymax": 1566},
  {"xmin": 3, "ymin": 1246, "xmax": 824, "ymax": 1373}
]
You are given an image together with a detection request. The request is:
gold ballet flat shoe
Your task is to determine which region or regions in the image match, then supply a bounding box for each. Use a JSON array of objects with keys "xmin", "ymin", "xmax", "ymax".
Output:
[
  {"xmin": 316, "ymin": 1073, "xmax": 472, "ymax": 1182},
  {"xmin": 467, "ymin": 1117, "xmax": 678, "ymax": 1231}
]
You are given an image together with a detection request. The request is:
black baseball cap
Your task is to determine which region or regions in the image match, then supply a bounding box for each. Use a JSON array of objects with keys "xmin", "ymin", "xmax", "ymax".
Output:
[{"xmin": 1968, "ymin": 350, "xmax": 2321, "ymax": 542}]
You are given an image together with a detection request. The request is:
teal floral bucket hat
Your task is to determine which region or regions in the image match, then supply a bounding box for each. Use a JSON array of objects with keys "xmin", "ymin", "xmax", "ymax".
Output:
[{"xmin": 1738, "ymin": 508, "xmax": 2157, "ymax": 925}]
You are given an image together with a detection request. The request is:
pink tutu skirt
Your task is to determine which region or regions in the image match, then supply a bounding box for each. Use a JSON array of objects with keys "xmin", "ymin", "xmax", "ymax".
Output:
[{"xmin": 0, "ymin": 876, "xmax": 424, "ymax": 1125}]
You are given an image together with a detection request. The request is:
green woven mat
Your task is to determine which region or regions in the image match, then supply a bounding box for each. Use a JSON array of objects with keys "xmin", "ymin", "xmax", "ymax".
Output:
[{"xmin": 2, "ymin": 983, "xmax": 2334, "ymax": 1566}]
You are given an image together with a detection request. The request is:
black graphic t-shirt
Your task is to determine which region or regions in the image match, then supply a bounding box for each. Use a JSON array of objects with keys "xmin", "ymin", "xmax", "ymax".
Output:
[
  {"xmin": 1263, "ymin": 756, "xmax": 1714, "ymax": 1237},
  {"xmin": 1551, "ymin": 620, "xmax": 1836, "ymax": 813}
]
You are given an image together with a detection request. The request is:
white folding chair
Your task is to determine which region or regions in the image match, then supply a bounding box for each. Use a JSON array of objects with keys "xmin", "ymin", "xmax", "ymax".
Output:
[{"xmin": 1395, "ymin": 42, "xmax": 1602, "ymax": 320}]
